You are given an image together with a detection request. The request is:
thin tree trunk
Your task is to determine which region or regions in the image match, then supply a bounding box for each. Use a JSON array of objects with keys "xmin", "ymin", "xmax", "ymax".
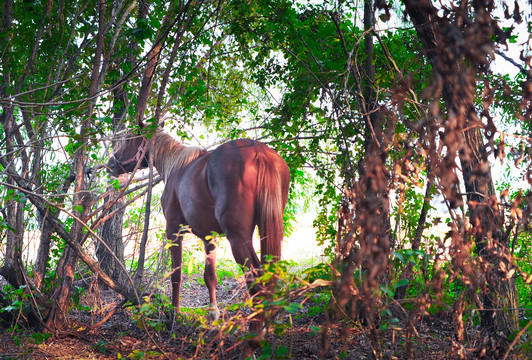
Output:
[
  {"xmin": 402, "ymin": 0, "xmax": 519, "ymax": 343},
  {"xmin": 97, "ymin": 191, "xmax": 126, "ymax": 284},
  {"xmin": 395, "ymin": 171, "xmax": 433, "ymax": 301},
  {"xmin": 335, "ymin": 2, "xmax": 391, "ymax": 358},
  {"xmin": 0, "ymin": 0, "xmax": 24, "ymax": 289},
  {"xmin": 34, "ymin": 211, "xmax": 53, "ymax": 289},
  {"xmin": 44, "ymin": 0, "xmax": 107, "ymax": 331},
  {"xmin": 131, "ymin": 4, "xmax": 175, "ymax": 290},
  {"xmin": 97, "ymin": 86, "xmax": 127, "ymax": 286}
]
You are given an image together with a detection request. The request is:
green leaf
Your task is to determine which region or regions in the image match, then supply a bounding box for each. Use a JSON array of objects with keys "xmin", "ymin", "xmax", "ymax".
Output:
[
  {"xmin": 310, "ymin": 325, "xmax": 321, "ymax": 334},
  {"xmin": 395, "ymin": 279, "xmax": 409, "ymax": 288},
  {"xmin": 380, "ymin": 285, "xmax": 394, "ymax": 297},
  {"xmin": 394, "ymin": 252, "xmax": 405, "ymax": 264},
  {"xmin": 275, "ymin": 345, "xmax": 289, "ymax": 357},
  {"xmin": 284, "ymin": 302, "xmax": 302, "ymax": 314},
  {"xmin": 111, "ymin": 179, "xmax": 121, "ymax": 190}
]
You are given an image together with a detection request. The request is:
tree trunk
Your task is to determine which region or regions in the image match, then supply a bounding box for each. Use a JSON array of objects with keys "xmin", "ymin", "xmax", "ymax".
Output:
[
  {"xmin": 461, "ymin": 127, "xmax": 519, "ymax": 334},
  {"xmin": 335, "ymin": 3, "xmax": 391, "ymax": 358},
  {"xmin": 34, "ymin": 208, "xmax": 53, "ymax": 289},
  {"xmin": 403, "ymin": 0, "xmax": 519, "ymax": 343},
  {"xmin": 395, "ymin": 171, "xmax": 433, "ymax": 301},
  {"xmin": 131, "ymin": 3, "xmax": 175, "ymax": 290},
  {"xmin": 0, "ymin": 0, "xmax": 24, "ymax": 289},
  {"xmin": 95, "ymin": 59, "xmax": 130, "ymax": 286},
  {"xmin": 45, "ymin": 247, "xmax": 76, "ymax": 331},
  {"xmin": 97, "ymin": 190, "xmax": 126, "ymax": 285},
  {"xmin": 0, "ymin": 101, "xmax": 26, "ymax": 291},
  {"xmin": 44, "ymin": 0, "xmax": 106, "ymax": 331}
]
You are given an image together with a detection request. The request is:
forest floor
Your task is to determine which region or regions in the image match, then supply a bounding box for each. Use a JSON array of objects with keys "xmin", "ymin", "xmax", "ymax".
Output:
[
  {"xmin": 0, "ymin": 223, "xmax": 500, "ymax": 359},
  {"xmin": 0, "ymin": 266, "xmax": 471, "ymax": 360}
]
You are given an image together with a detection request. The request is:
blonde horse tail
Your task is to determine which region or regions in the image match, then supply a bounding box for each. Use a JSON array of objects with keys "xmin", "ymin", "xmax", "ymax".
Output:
[{"xmin": 255, "ymin": 152, "xmax": 288, "ymax": 263}]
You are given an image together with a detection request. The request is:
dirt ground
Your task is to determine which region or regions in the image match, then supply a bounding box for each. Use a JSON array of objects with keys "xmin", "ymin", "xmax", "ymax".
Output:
[
  {"xmin": 0, "ymin": 265, "xmax": 469, "ymax": 360},
  {"xmin": 0, "ymin": 223, "xmax": 502, "ymax": 359}
]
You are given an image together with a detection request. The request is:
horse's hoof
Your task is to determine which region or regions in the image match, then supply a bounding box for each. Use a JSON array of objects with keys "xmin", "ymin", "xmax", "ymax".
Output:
[
  {"xmin": 208, "ymin": 306, "xmax": 220, "ymax": 322},
  {"xmin": 239, "ymin": 337, "xmax": 260, "ymax": 360},
  {"xmin": 239, "ymin": 348, "xmax": 256, "ymax": 360},
  {"xmin": 238, "ymin": 355, "xmax": 256, "ymax": 360}
]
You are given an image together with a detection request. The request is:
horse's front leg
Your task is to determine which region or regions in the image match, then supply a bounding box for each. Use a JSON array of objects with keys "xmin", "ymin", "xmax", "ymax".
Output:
[
  {"xmin": 203, "ymin": 238, "xmax": 220, "ymax": 321},
  {"xmin": 169, "ymin": 233, "xmax": 183, "ymax": 310}
]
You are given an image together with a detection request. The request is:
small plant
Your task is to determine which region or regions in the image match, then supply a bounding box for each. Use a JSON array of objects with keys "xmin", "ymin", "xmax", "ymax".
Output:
[
  {"xmin": 216, "ymin": 258, "xmax": 243, "ymax": 283},
  {"xmin": 128, "ymin": 292, "xmax": 173, "ymax": 332},
  {"xmin": 117, "ymin": 350, "xmax": 162, "ymax": 359},
  {"xmin": 179, "ymin": 306, "xmax": 212, "ymax": 328},
  {"xmin": 71, "ymin": 285, "xmax": 91, "ymax": 312},
  {"xmin": 30, "ymin": 332, "xmax": 52, "ymax": 345},
  {"xmin": 303, "ymin": 291, "xmax": 331, "ymax": 318},
  {"xmin": 256, "ymin": 341, "xmax": 290, "ymax": 360},
  {"xmin": 91, "ymin": 339, "xmax": 108, "ymax": 354},
  {"xmin": 0, "ymin": 284, "xmax": 33, "ymax": 330},
  {"xmin": 301, "ymin": 262, "xmax": 332, "ymax": 283}
]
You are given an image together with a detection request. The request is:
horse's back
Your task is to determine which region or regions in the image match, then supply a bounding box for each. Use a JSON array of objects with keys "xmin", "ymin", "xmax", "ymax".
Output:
[{"xmin": 207, "ymin": 139, "xmax": 288, "ymax": 194}]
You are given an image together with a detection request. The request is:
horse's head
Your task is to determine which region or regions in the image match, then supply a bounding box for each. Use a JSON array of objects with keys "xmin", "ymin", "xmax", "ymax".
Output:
[{"xmin": 106, "ymin": 134, "xmax": 149, "ymax": 177}]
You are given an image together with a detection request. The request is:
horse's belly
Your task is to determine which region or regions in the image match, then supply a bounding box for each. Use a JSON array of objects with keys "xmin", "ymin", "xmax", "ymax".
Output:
[
  {"xmin": 179, "ymin": 197, "xmax": 223, "ymax": 239},
  {"xmin": 185, "ymin": 211, "xmax": 223, "ymax": 239}
]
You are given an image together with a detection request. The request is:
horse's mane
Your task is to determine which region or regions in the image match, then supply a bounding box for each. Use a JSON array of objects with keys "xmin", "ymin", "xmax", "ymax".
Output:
[{"xmin": 152, "ymin": 129, "xmax": 204, "ymax": 181}]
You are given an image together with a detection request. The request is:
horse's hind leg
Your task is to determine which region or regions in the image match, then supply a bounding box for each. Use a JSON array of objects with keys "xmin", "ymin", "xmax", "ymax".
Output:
[
  {"xmin": 226, "ymin": 235, "xmax": 266, "ymax": 360},
  {"xmin": 214, "ymin": 202, "xmax": 265, "ymax": 355},
  {"xmin": 225, "ymin": 233, "xmax": 261, "ymax": 293},
  {"xmin": 223, "ymin": 233, "xmax": 264, "ymax": 357},
  {"xmin": 215, "ymin": 210, "xmax": 262, "ymax": 294},
  {"xmin": 202, "ymin": 238, "xmax": 220, "ymax": 321}
]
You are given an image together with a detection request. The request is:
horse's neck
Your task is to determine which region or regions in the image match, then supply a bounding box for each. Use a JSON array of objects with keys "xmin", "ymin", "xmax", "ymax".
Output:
[{"xmin": 152, "ymin": 131, "xmax": 202, "ymax": 181}]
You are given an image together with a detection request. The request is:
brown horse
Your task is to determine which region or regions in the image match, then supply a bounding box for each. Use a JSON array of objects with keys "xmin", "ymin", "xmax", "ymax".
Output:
[{"xmin": 107, "ymin": 126, "xmax": 290, "ymax": 319}]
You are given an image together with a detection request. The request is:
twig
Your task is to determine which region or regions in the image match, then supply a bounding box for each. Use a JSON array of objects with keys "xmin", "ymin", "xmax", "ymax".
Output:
[
  {"xmin": 87, "ymin": 299, "xmax": 128, "ymax": 330},
  {"xmin": 502, "ymin": 317, "xmax": 532, "ymax": 360},
  {"xmin": 495, "ymin": 49, "xmax": 532, "ymax": 80}
]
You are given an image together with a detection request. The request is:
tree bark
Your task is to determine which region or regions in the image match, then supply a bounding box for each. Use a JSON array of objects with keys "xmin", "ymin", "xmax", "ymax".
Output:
[
  {"xmin": 395, "ymin": 171, "xmax": 433, "ymax": 301},
  {"xmin": 97, "ymin": 191, "xmax": 126, "ymax": 285},
  {"xmin": 95, "ymin": 50, "xmax": 131, "ymax": 285},
  {"xmin": 402, "ymin": 0, "xmax": 519, "ymax": 343},
  {"xmin": 34, "ymin": 210, "xmax": 53, "ymax": 289},
  {"xmin": 335, "ymin": 4, "xmax": 391, "ymax": 358},
  {"xmin": 44, "ymin": 0, "xmax": 107, "ymax": 331},
  {"xmin": 0, "ymin": 0, "xmax": 26, "ymax": 290}
]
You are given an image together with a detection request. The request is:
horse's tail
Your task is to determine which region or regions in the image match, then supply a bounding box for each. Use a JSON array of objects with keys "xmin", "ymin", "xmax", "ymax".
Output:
[{"xmin": 255, "ymin": 152, "xmax": 289, "ymax": 263}]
